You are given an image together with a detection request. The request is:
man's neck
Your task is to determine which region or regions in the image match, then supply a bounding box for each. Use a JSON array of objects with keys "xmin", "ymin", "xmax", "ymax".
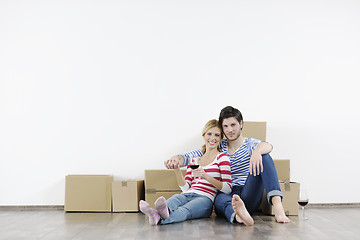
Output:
[{"xmin": 227, "ymin": 135, "xmax": 245, "ymax": 154}]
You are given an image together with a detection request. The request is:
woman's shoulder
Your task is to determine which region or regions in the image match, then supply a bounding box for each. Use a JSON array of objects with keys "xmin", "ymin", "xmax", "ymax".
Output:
[{"xmin": 216, "ymin": 152, "xmax": 230, "ymax": 161}]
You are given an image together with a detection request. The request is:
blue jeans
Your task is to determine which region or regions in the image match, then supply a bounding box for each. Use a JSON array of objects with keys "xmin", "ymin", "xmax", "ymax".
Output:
[
  {"xmin": 214, "ymin": 154, "xmax": 283, "ymax": 223},
  {"xmin": 160, "ymin": 193, "xmax": 213, "ymax": 225}
]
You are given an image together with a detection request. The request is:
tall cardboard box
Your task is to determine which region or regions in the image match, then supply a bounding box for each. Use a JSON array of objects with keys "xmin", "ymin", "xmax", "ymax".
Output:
[
  {"xmin": 242, "ymin": 121, "xmax": 266, "ymax": 141},
  {"xmin": 65, "ymin": 175, "xmax": 113, "ymax": 212},
  {"xmin": 144, "ymin": 169, "xmax": 186, "ymax": 209},
  {"xmin": 112, "ymin": 180, "xmax": 144, "ymax": 212},
  {"xmin": 262, "ymin": 181, "xmax": 300, "ymax": 216}
]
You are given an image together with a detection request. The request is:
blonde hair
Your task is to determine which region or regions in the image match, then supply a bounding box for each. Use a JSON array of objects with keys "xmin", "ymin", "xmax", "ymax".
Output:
[{"xmin": 201, "ymin": 119, "xmax": 223, "ymax": 154}]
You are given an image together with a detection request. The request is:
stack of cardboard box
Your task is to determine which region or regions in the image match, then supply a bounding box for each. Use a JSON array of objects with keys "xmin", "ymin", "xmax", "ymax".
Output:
[{"xmin": 243, "ymin": 122, "xmax": 300, "ymax": 216}]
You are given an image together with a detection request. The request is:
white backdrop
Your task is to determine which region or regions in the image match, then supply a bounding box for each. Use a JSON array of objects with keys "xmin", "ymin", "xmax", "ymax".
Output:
[{"xmin": 1, "ymin": 0, "xmax": 359, "ymax": 205}]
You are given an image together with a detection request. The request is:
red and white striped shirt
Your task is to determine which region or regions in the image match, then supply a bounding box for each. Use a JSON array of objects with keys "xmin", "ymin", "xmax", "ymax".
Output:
[{"xmin": 180, "ymin": 152, "xmax": 232, "ymax": 202}]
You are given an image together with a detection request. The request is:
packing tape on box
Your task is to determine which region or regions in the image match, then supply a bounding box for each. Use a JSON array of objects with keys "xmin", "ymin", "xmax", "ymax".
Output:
[
  {"xmin": 122, "ymin": 182, "xmax": 128, "ymax": 187},
  {"xmin": 146, "ymin": 189, "xmax": 181, "ymax": 194},
  {"xmin": 145, "ymin": 189, "xmax": 157, "ymax": 194}
]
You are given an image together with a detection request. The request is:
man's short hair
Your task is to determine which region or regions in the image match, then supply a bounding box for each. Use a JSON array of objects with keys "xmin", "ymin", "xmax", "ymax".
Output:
[{"xmin": 218, "ymin": 106, "xmax": 243, "ymax": 128}]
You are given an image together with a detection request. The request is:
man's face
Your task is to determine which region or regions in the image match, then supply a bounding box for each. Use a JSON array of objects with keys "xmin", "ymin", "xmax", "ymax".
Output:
[{"xmin": 222, "ymin": 117, "xmax": 242, "ymax": 141}]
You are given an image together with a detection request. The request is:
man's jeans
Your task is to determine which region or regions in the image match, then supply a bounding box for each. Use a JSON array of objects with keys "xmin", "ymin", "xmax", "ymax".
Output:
[
  {"xmin": 160, "ymin": 193, "xmax": 213, "ymax": 224},
  {"xmin": 214, "ymin": 154, "xmax": 283, "ymax": 223}
]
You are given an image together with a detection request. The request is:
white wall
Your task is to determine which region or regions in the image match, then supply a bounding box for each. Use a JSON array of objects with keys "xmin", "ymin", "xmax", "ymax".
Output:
[{"xmin": 1, "ymin": 0, "xmax": 359, "ymax": 205}]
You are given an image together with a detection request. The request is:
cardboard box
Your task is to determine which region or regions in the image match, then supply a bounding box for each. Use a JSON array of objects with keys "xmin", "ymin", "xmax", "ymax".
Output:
[
  {"xmin": 274, "ymin": 159, "xmax": 290, "ymax": 181},
  {"xmin": 242, "ymin": 121, "xmax": 266, "ymax": 141},
  {"xmin": 144, "ymin": 169, "xmax": 186, "ymax": 208},
  {"xmin": 65, "ymin": 175, "xmax": 113, "ymax": 212},
  {"xmin": 144, "ymin": 169, "xmax": 187, "ymax": 191},
  {"xmin": 112, "ymin": 180, "xmax": 144, "ymax": 212},
  {"xmin": 261, "ymin": 181, "xmax": 300, "ymax": 216},
  {"xmin": 145, "ymin": 190, "xmax": 183, "ymax": 209}
]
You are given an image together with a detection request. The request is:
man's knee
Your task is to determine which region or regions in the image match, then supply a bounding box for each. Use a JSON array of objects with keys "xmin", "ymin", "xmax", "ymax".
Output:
[
  {"xmin": 262, "ymin": 153, "xmax": 272, "ymax": 160},
  {"xmin": 262, "ymin": 154, "xmax": 275, "ymax": 166}
]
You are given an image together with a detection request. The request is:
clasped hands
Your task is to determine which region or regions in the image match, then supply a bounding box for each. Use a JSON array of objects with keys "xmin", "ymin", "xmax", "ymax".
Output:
[
  {"xmin": 164, "ymin": 156, "xmax": 182, "ymax": 169},
  {"xmin": 165, "ymin": 153, "xmax": 264, "ymax": 176}
]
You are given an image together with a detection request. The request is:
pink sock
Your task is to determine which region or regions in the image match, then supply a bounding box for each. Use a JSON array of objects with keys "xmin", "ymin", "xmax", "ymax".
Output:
[
  {"xmin": 139, "ymin": 200, "xmax": 160, "ymax": 225},
  {"xmin": 154, "ymin": 196, "xmax": 169, "ymax": 219}
]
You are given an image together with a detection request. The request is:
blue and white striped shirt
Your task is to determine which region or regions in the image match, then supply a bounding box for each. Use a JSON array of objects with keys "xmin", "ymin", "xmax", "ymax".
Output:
[{"xmin": 181, "ymin": 138, "xmax": 261, "ymax": 186}]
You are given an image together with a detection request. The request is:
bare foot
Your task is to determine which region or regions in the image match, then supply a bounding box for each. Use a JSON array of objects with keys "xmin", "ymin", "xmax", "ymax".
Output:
[
  {"xmin": 232, "ymin": 194, "xmax": 254, "ymax": 226},
  {"xmin": 272, "ymin": 196, "xmax": 291, "ymax": 223},
  {"xmin": 273, "ymin": 204, "xmax": 291, "ymax": 223}
]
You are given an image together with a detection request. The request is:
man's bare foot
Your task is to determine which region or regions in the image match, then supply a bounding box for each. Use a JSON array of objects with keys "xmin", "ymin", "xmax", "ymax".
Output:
[
  {"xmin": 232, "ymin": 194, "xmax": 254, "ymax": 226},
  {"xmin": 272, "ymin": 196, "xmax": 291, "ymax": 223}
]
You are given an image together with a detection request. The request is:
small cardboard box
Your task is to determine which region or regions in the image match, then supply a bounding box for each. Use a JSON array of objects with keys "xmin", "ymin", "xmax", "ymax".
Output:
[
  {"xmin": 261, "ymin": 181, "xmax": 300, "ymax": 216},
  {"xmin": 112, "ymin": 180, "xmax": 144, "ymax": 212},
  {"xmin": 144, "ymin": 169, "xmax": 186, "ymax": 208},
  {"xmin": 65, "ymin": 175, "xmax": 113, "ymax": 212},
  {"xmin": 242, "ymin": 121, "xmax": 266, "ymax": 141},
  {"xmin": 274, "ymin": 159, "xmax": 290, "ymax": 181}
]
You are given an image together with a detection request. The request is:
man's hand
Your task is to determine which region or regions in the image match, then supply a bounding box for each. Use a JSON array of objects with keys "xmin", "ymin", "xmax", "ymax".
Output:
[
  {"xmin": 249, "ymin": 142, "xmax": 272, "ymax": 176},
  {"xmin": 164, "ymin": 155, "xmax": 183, "ymax": 169},
  {"xmin": 249, "ymin": 150, "xmax": 263, "ymax": 176}
]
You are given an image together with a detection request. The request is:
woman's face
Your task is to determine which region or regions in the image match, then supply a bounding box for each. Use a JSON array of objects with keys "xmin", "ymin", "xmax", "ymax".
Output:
[{"xmin": 203, "ymin": 126, "xmax": 222, "ymax": 150}]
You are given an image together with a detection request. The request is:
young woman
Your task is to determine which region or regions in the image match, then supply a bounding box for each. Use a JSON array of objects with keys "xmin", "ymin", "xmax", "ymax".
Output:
[{"xmin": 140, "ymin": 119, "xmax": 232, "ymax": 225}]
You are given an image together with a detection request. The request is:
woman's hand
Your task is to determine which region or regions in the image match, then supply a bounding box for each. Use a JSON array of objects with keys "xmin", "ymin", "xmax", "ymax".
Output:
[
  {"xmin": 193, "ymin": 167, "xmax": 207, "ymax": 179},
  {"xmin": 193, "ymin": 167, "xmax": 224, "ymax": 190}
]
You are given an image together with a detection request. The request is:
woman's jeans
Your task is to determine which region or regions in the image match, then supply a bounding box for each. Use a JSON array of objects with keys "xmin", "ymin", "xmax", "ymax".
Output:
[
  {"xmin": 160, "ymin": 193, "xmax": 213, "ymax": 225},
  {"xmin": 214, "ymin": 154, "xmax": 283, "ymax": 223}
]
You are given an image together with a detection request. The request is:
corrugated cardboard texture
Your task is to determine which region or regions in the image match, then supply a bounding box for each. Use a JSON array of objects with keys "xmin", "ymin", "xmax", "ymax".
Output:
[
  {"xmin": 274, "ymin": 159, "xmax": 290, "ymax": 181},
  {"xmin": 112, "ymin": 180, "xmax": 144, "ymax": 212},
  {"xmin": 65, "ymin": 175, "xmax": 113, "ymax": 212},
  {"xmin": 242, "ymin": 121, "xmax": 266, "ymax": 141}
]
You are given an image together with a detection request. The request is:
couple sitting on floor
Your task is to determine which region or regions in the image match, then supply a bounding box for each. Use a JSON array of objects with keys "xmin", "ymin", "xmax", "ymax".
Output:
[{"xmin": 139, "ymin": 106, "xmax": 290, "ymax": 226}]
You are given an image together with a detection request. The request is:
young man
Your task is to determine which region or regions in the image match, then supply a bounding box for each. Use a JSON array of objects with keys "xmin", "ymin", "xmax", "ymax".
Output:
[{"xmin": 164, "ymin": 106, "xmax": 290, "ymax": 225}]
